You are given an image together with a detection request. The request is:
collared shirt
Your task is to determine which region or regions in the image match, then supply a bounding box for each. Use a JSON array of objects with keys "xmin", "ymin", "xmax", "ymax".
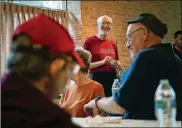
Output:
[
  {"xmin": 1, "ymin": 72, "xmax": 80, "ymax": 128},
  {"xmin": 173, "ymin": 45, "xmax": 182, "ymax": 61},
  {"xmin": 113, "ymin": 43, "xmax": 182, "ymax": 120}
]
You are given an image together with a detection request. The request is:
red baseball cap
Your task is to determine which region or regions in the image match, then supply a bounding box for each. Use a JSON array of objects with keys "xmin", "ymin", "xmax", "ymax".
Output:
[{"xmin": 12, "ymin": 14, "xmax": 85, "ymax": 68}]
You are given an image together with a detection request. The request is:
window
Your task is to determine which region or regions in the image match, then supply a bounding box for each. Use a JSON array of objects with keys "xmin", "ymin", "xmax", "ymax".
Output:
[
  {"xmin": 1, "ymin": 1, "xmax": 68, "ymax": 76},
  {"xmin": 8, "ymin": 1, "xmax": 67, "ymax": 10}
]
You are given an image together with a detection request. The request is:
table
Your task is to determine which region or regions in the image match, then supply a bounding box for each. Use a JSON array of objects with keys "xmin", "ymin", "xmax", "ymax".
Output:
[{"xmin": 72, "ymin": 117, "xmax": 182, "ymax": 127}]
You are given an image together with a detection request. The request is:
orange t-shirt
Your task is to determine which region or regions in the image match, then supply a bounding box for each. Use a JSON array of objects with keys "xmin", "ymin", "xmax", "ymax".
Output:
[{"xmin": 59, "ymin": 80, "xmax": 105, "ymax": 117}]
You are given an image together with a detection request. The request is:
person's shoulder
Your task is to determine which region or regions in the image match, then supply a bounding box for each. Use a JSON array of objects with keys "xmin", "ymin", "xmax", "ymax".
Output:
[
  {"xmin": 133, "ymin": 43, "xmax": 172, "ymax": 66},
  {"xmin": 136, "ymin": 44, "xmax": 164, "ymax": 59},
  {"xmin": 87, "ymin": 35, "xmax": 98, "ymax": 40},
  {"xmin": 145, "ymin": 43, "xmax": 173, "ymax": 59},
  {"xmin": 135, "ymin": 49, "xmax": 153, "ymax": 61},
  {"xmin": 109, "ymin": 39, "xmax": 116, "ymax": 44},
  {"xmin": 90, "ymin": 80, "xmax": 103, "ymax": 88},
  {"xmin": 130, "ymin": 48, "xmax": 156, "ymax": 67},
  {"xmin": 85, "ymin": 36, "xmax": 99, "ymax": 43}
]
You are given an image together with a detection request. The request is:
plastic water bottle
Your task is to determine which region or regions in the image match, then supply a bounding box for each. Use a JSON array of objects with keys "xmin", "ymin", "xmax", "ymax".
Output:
[
  {"xmin": 112, "ymin": 79, "xmax": 120, "ymax": 96},
  {"xmin": 155, "ymin": 79, "xmax": 177, "ymax": 127},
  {"xmin": 108, "ymin": 79, "xmax": 122, "ymax": 117}
]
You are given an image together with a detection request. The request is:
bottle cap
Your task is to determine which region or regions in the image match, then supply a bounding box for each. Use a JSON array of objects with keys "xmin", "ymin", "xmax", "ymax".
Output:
[
  {"xmin": 160, "ymin": 79, "xmax": 169, "ymax": 84},
  {"xmin": 114, "ymin": 79, "xmax": 119, "ymax": 82}
]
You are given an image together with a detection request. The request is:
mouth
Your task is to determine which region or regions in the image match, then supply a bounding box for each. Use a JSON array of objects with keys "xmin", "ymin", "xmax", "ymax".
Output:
[
  {"xmin": 103, "ymin": 29, "xmax": 109, "ymax": 32},
  {"xmin": 127, "ymin": 45, "xmax": 132, "ymax": 50},
  {"xmin": 101, "ymin": 27, "xmax": 110, "ymax": 31}
]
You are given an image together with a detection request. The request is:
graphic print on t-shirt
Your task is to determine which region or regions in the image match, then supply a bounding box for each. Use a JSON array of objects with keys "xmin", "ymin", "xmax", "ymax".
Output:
[{"xmin": 100, "ymin": 40, "xmax": 116, "ymax": 60}]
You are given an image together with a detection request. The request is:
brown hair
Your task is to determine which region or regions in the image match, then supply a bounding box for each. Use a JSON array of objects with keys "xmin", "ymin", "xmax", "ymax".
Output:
[{"xmin": 75, "ymin": 47, "xmax": 92, "ymax": 74}]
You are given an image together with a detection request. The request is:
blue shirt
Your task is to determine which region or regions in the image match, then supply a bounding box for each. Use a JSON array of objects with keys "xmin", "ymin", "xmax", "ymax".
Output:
[{"xmin": 113, "ymin": 43, "xmax": 182, "ymax": 120}]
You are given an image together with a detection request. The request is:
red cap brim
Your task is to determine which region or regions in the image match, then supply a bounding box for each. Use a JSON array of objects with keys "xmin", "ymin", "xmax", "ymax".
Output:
[{"xmin": 72, "ymin": 51, "xmax": 86, "ymax": 68}]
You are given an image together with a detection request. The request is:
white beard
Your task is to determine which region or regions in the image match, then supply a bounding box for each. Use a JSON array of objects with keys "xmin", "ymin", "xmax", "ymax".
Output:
[
  {"xmin": 99, "ymin": 30, "xmax": 109, "ymax": 36},
  {"xmin": 129, "ymin": 50, "xmax": 136, "ymax": 60}
]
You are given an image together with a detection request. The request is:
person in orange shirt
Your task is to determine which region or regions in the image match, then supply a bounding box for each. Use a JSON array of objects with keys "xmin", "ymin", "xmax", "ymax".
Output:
[{"xmin": 59, "ymin": 48, "xmax": 105, "ymax": 117}]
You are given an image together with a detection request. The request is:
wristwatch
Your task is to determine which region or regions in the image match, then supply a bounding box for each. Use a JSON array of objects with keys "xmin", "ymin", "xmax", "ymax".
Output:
[{"xmin": 94, "ymin": 96, "xmax": 102, "ymax": 109}]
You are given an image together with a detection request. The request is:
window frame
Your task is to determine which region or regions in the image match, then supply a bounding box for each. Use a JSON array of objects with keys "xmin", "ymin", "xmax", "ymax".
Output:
[{"xmin": 5, "ymin": 0, "xmax": 68, "ymax": 11}]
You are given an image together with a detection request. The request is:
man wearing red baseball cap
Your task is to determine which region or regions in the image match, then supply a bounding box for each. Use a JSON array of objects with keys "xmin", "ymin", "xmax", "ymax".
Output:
[{"xmin": 1, "ymin": 14, "xmax": 85, "ymax": 127}]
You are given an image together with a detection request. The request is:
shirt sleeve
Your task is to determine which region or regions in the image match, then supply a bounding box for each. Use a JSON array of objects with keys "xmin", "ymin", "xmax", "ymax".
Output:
[
  {"xmin": 93, "ymin": 84, "xmax": 105, "ymax": 98},
  {"xmin": 113, "ymin": 51, "xmax": 153, "ymax": 114},
  {"xmin": 112, "ymin": 42, "xmax": 119, "ymax": 60}
]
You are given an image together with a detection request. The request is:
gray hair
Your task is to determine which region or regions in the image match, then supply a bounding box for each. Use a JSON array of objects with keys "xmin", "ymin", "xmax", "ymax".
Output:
[{"xmin": 96, "ymin": 15, "xmax": 112, "ymax": 26}]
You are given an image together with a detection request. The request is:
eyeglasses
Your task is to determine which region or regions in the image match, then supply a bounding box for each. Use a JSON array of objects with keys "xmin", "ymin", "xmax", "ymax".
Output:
[
  {"xmin": 101, "ymin": 21, "xmax": 112, "ymax": 26},
  {"xmin": 126, "ymin": 28, "xmax": 143, "ymax": 41}
]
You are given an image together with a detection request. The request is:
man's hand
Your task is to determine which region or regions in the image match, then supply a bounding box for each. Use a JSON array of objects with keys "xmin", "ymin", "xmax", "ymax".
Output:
[
  {"xmin": 114, "ymin": 61, "xmax": 123, "ymax": 70},
  {"xmin": 89, "ymin": 56, "xmax": 112, "ymax": 69},
  {"xmin": 102, "ymin": 56, "xmax": 112, "ymax": 65},
  {"xmin": 110, "ymin": 60, "xmax": 123, "ymax": 70},
  {"xmin": 84, "ymin": 100, "xmax": 99, "ymax": 117},
  {"xmin": 85, "ymin": 97, "xmax": 126, "ymax": 116}
]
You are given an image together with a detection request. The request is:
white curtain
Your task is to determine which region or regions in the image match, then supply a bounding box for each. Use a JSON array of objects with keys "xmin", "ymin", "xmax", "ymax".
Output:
[{"xmin": 0, "ymin": 2, "xmax": 68, "ymax": 76}]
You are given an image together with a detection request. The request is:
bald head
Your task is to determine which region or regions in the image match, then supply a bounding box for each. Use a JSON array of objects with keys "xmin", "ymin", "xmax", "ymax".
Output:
[{"xmin": 96, "ymin": 15, "xmax": 112, "ymax": 26}]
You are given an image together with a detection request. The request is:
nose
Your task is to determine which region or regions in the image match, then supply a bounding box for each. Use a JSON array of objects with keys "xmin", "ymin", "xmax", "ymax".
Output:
[
  {"xmin": 126, "ymin": 40, "xmax": 131, "ymax": 49},
  {"xmin": 103, "ymin": 24, "xmax": 108, "ymax": 28}
]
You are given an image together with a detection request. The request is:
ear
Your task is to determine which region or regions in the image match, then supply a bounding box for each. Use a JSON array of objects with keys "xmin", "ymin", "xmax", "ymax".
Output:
[
  {"xmin": 143, "ymin": 28, "xmax": 148, "ymax": 41},
  {"xmin": 49, "ymin": 59, "xmax": 65, "ymax": 75},
  {"xmin": 97, "ymin": 24, "xmax": 99, "ymax": 30}
]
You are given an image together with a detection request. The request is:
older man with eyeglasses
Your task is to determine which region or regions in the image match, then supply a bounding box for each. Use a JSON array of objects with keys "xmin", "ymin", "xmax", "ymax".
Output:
[
  {"xmin": 84, "ymin": 15, "xmax": 122, "ymax": 97},
  {"xmin": 84, "ymin": 13, "xmax": 182, "ymax": 120}
]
